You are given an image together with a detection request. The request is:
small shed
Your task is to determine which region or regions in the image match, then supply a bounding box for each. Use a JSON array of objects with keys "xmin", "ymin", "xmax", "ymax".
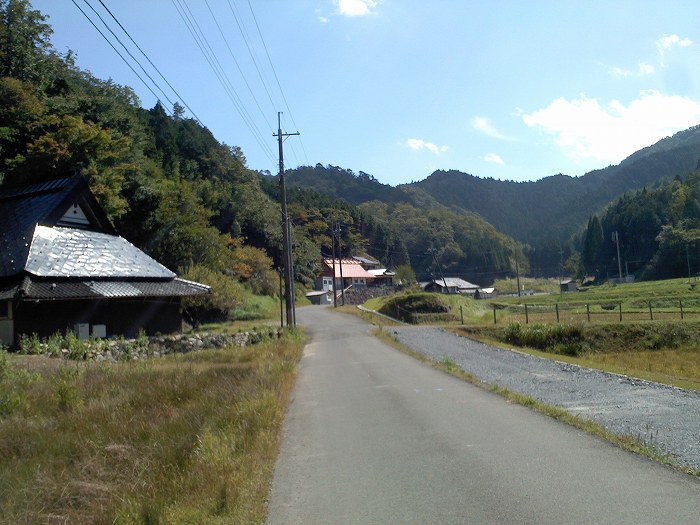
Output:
[
  {"xmin": 560, "ymin": 278, "xmax": 578, "ymax": 293},
  {"xmin": 305, "ymin": 290, "xmax": 332, "ymax": 305}
]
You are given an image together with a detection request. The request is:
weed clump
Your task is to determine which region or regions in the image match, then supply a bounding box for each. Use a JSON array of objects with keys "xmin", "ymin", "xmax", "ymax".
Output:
[
  {"xmin": 504, "ymin": 322, "xmax": 587, "ymax": 356},
  {"xmin": 380, "ymin": 293, "xmax": 450, "ymax": 323}
]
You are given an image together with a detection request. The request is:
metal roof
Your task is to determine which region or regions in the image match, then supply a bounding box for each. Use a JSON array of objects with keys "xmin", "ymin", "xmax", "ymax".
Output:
[
  {"xmin": 322, "ymin": 259, "xmax": 375, "ymax": 279},
  {"xmin": 26, "ymin": 226, "xmax": 175, "ymax": 279},
  {"xmin": 1, "ymin": 275, "xmax": 210, "ymax": 300},
  {"xmin": 431, "ymin": 277, "xmax": 479, "ymax": 289},
  {"xmin": 0, "ymin": 175, "xmax": 115, "ymax": 278}
]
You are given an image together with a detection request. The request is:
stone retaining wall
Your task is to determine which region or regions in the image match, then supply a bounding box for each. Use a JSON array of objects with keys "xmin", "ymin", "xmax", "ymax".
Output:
[{"xmin": 28, "ymin": 328, "xmax": 282, "ymax": 362}]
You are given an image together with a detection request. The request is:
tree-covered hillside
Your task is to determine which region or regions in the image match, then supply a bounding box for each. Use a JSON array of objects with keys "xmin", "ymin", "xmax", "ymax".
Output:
[
  {"xmin": 0, "ymin": 0, "xmax": 312, "ymax": 319},
  {"xmin": 413, "ymin": 126, "xmax": 700, "ymax": 245},
  {"xmin": 283, "ymin": 165, "xmax": 525, "ymax": 284},
  {"xmin": 576, "ymin": 167, "xmax": 700, "ymax": 281}
]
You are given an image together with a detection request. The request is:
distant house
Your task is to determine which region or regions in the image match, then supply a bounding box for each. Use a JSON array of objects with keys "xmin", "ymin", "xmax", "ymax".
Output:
[
  {"xmin": 367, "ymin": 268, "xmax": 396, "ymax": 287},
  {"xmin": 560, "ymin": 278, "xmax": 578, "ymax": 293},
  {"xmin": 475, "ymin": 287, "xmax": 496, "ymax": 299},
  {"xmin": 0, "ymin": 175, "xmax": 210, "ymax": 346},
  {"xmin": 352, "ymin": 254, "xmax": 381, "ymax": 271},
  {"xmin": 316, "ymin": 258, "xmax": 375, "ymax": 292},
  {"xmin": 424, "ymin": 277, "xmax": 479, "ymax": 295}
]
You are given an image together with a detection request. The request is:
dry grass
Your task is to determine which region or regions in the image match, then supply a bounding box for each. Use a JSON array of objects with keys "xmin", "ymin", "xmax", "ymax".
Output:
[{"xmin": 0, "ymin": 330, "xmax": 304, "ymax": 524}]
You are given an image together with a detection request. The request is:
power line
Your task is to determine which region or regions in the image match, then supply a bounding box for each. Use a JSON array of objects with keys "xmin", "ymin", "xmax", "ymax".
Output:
[
  {"xmin": 170, "ymin": 0, "xmax": 276, "ymax": 164},
  {"xmin": 82, "ymin": 0, "xmax": 174, "ymax": 108},
  {"xmin": 246, "ymin": 0, "xmax": 310, "ymax": 166},
  {"xmin": 70, "ymin": 0, "xmax": 171, "ymax": 114},
  {"xmin": 225, "ymin": 0, "xmax": 277, "ymax": 111},
  {"xmin": 95, "ymin": 0, "xmax": 204, "ymax": 125},
  {"xmin": 203, "ymin": 0, "xmax": 273, "ymax": 134}
]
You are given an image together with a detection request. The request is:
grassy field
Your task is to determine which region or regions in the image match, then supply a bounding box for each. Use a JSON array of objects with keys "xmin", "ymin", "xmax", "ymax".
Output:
[
  {"xmin": 0, "ymin": 328, "xmax": 304, "ymax": 525},
  {"xmin": 359, "ymin": 281, "xmax": 700, "ymax": 391}
]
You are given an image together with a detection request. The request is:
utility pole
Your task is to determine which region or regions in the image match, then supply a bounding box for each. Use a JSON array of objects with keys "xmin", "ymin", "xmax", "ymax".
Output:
[
  {"xmin": 514, "ymin": 242, "xmax": 521, "ymax": 297},
  {"xmin": 337, "ymin": 223, "xmax": 345, "ymax": 305},
  {"xmin": 612, "ymin": 231, "xmax": 623, "ymax": 283},
  {"xmin": 331, "ymin": 223, "xmax": 337, "ymax": 307},
  {"xmin": 274, "ymin": 112, "xmax": 299, "ymax": 327}
]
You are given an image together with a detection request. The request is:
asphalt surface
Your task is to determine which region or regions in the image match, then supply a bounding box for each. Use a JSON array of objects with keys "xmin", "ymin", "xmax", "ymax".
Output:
[
  {"xmin": 266, "ymin": 307, "xmax": 700, "ymax": 524},
  {"xmin": 390, "ymin": 325, "xmax": 700, "ymax": 471}
]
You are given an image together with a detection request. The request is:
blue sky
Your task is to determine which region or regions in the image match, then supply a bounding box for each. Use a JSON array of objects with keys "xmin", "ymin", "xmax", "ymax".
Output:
[{"xmin": 32, "ymin": 0, "xmax": 700, "ymax": 185}]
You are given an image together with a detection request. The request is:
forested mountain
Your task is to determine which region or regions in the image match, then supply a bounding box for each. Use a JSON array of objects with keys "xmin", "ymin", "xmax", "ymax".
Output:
[
  {"xmin": 2, "ymin": 0, "xmax": 697, "ymax": 293},
  {"xmin": 412, "ymin": 126, "xmax": 700, "ymax": 245},
  {"xmin": 285, "ymin": 128, "xmax": 700, "ymax": 279},
  {"xmin": 282, "ymin": 166, "xmax": 525, "ymax": 284},
  {"xmin": 576, "ymin": 169, "xmax": 700, "ymax": 281}
]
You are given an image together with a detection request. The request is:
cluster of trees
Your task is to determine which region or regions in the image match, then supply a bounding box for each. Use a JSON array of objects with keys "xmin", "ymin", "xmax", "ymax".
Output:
[
  {"xmin": 0, "ymin": 0, "xmax": 300, "ymax": 321},
  {"xmin": 284, "ymin": 165, "xmax": 525, "ymax": 284},
  {"xmin": 575, "ymin": 170, "xmax": 700, "ymax": 281},
  {"xmin": 4, "ymin": 0, "xmax": 696, "ymax": 309}
]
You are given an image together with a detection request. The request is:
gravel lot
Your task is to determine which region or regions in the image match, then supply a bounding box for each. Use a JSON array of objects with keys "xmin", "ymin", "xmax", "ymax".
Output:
[{"xmin": 389, "ymin": 326, "xmax": 700, "ymax": 471}]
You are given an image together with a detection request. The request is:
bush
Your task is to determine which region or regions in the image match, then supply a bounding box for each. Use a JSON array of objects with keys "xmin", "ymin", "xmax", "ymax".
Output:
[
  {"xmin": 503, "ymin": 322, "xmax": 587, "ymax": 356},
  {"xmin": 379, "ymin": 293, "xmax": 449, "ymax": 323}
]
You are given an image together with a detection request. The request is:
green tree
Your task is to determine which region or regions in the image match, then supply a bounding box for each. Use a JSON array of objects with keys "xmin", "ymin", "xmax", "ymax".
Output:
[{"xmin": 0, "ymin": 0, "xmax": 53, "ymax": 84}]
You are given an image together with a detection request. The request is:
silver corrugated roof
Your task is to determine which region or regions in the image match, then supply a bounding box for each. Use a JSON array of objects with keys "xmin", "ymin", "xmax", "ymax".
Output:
[{"xmin": 25, "ymin": 226, "xmax": 175, "ymax": 279}]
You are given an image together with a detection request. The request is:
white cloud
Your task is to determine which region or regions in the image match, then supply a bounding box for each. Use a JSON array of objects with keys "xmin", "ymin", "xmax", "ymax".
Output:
[
  {"xmin": 336, "ymin": 0, "xmax": 377, "ymax": 17},
  {"xmin": 523, "ymin": 90, "xmax": 700, "ymax": 163},
  {"xmin": 607, "ymin": 61, "xmax": 655, "ymax": 78},
  {"xmin": 405, "ymin": 138, "xmax": 448, "ymax": 155},
  {"xmin": 472, "ymin": 116, "xmax": 508, "ymax": 140},
  {"xmin": 484, "ymin": 153, "xmax": 505, "ymax": 166},
  {"xmin": 318, "ymin": 16, "xmax": 329, "ymax": 23},
  {"xmin": 657, "ymin": 34, "xmax": 693, "ymax": 66}
]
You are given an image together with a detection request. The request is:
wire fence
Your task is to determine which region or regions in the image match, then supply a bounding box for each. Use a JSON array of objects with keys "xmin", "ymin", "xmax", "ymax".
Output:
[{"xmin": 491, "ymin": 298, "xmax": 700, "ymax": 325}]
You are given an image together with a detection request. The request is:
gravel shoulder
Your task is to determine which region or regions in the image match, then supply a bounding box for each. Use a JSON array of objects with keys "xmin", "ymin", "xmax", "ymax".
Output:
[{"xmin": 389, "ymin": 326, "xmax": 700, "ymax": 471}]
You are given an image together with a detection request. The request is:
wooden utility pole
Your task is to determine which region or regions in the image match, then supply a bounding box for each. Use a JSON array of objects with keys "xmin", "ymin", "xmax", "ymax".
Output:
[
  {"xmin": 274, "ymin": 112, "xmax": 299, "ymax": 327},
  {"xmin": 612, "ymin": 231, "xmax": 623, "ymax": 283}
]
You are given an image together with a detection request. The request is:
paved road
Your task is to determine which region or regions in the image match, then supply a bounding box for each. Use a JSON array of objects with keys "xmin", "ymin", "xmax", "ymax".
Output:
[{"xmin": 266, "ymin": 307, "xmax": 700, "ymax": 524}]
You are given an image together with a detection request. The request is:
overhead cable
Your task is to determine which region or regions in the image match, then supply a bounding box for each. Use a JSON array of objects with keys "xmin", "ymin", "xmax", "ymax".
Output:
[
  {"xmin": 96, "ymin": 0, "xmax": 204, "ymax": 124},
  {"xmin": 71, "ymin": 0, "xmax": 172, "ymax": 114}
]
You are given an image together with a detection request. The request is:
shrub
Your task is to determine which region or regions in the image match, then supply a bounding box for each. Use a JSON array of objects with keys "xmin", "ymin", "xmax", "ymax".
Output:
[
  {"xmin": 18, "ymin": 333, "xmax": 43, "ymax": 355},
  {"xmin": 503, "ymin": 322, "xmax": 587, "ymax": 356},
  {"xmin": 379, "ymin": 293, "xmax": 450, "ymax": 323}
]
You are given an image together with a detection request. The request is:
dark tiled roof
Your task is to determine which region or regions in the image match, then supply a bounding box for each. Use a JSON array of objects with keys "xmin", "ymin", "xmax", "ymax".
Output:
[
  {"xmin": 26, "ymin": 226, "xmax": 175, "ymax": 278},
  {"xmin": 6, "ymin": 275, "xmax": 210, "ymax": 300}
]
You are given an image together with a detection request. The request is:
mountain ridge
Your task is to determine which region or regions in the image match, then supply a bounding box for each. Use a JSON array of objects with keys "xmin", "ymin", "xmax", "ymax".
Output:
[{"xmin": 287, "ymin": 125, "xmax": 700, "ymax": 245}]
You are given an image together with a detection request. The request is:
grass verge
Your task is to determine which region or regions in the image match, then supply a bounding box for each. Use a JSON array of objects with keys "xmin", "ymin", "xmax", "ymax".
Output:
[
  {"xmin": 373, "ymin": 327, "xmax": 700, "ymax": 478},
  {"xmin": 0, "ymin": 328, "xmax": 305, "ymax": 525}
]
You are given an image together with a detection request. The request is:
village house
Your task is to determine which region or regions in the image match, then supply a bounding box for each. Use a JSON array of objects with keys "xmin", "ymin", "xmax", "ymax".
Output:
[
  {"xmin": 0, "ymin": 175, "xmax": 210, "ymax": 346},
  {"xmin": 315, "ymin": 258, "xmax": 376, "ymax": 292},
  {"xmin": 423, "ymin": 277, "xmax": 480, "ymax": 296}
]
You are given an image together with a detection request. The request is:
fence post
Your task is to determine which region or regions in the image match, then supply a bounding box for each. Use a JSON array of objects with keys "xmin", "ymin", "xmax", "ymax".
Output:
[
  {"xmin": 556, "ymin": 303, "xmax": 560, "ymax": 323},
  {"xmin": 680, "ymin": 300, "xmax": 684, "ymax": 320},
  {"xmin": 525, "ymin": 304, "xmax": 529, "ymax": 324},
  {"xmin": 460, "ymin": 305, "xmax": 464, "ymax": 325},
  {"xmin": 649, "ymin": 301, "xmax": 653, "ymax": 321},
  {"xmin": 493, "ymin": 304, "xmax": 497, "ymax": 325},
  {"xmin": 586, "ymin": 303, "xmax": 590, "ymax": 323},
  {"xmin": 619, "ymin": 302, "xmax": 622, "ymax": 322}
]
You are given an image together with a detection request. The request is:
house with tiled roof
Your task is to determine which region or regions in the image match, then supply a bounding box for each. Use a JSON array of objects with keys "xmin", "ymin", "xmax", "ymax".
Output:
[
  {"xmin": 316, "ymin": 258, "xmax": 375, "ymax": 292},
  {"xmin": 0, "ymin": 175, "xmax": 209, "ymax": 346},
  {"xmin": 423, "ymin": 277, "xmax": 479, "ymax": 295}
]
